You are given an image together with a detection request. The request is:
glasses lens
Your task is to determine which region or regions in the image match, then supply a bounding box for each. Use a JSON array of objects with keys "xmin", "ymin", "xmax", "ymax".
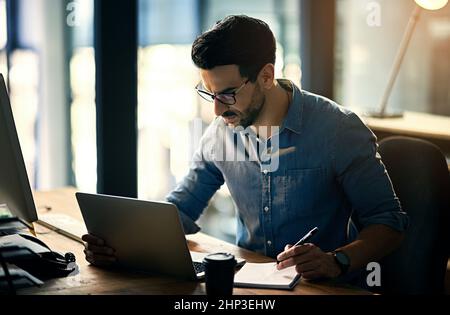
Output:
[
  {"xmin": 216, "ymin": 94, "xmax": 236, "ymax": 105},
  {"xmin": 197, "ymin": 90, "xmax": 214, "ymax": 102}
]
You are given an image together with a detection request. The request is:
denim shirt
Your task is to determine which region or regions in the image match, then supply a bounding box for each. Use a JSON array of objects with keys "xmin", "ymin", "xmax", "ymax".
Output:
[{"xmin": 166, "ymin": 79, "xmax": 409, "ymax": 259}]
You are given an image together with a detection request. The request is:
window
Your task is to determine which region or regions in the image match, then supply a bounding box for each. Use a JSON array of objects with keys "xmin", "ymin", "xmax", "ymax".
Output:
[
  {"xmin": 138, "ymin": 0, "xmax": 301, "ymax": 243},
  {"xmin": 0, "ymin": 0, "xmax": 7, "ymax": 80},
  {"xmin": 203, "ymin": 0, "xmax": 301, "ymax": 86},
  {"xmin": 5, "ymin": 1, "xmax": 40, "ymax": 189},
  {"xmin": 69, "ymin": 0, "xmax": 96, "ymax": 193},
  {"xmin": 8, "ymin": 50, "xmax": 39, "ymax": 187},
  {"xmin": 3, "ymin": 0, "xmax": 96, "ymax": 193},
  {"xmin": 138, "ymin": 0, "xmax": 200, "ymax": 200},
  {"xmin": 335, "ymin": 0, "xmax": 450, "ymax": 116}
]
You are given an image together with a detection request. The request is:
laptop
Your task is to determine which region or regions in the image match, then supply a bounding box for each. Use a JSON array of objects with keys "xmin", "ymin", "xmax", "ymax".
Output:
[{"xmin": 75, "ymin": 192, "xmax": 244, "ymax": 280}]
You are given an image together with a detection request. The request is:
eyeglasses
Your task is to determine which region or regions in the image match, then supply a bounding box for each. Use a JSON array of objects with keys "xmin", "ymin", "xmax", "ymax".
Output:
[{"xmin": 195, "ymin": 79, "xmax": 250, "ymax": 106}]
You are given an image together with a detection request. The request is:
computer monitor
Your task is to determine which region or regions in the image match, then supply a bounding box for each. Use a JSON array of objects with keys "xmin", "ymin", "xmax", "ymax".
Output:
[{"xmin": 0, "ymin": 74, "xmax": 38, "ymax": 224}]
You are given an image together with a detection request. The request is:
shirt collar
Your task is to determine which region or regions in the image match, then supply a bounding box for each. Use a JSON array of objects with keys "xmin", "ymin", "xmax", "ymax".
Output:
[{"xmin": 278, "ymin": 79, "xmax": 303, "ymax": 135}]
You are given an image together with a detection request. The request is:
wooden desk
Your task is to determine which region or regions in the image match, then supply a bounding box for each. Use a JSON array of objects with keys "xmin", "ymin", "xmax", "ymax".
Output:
[
  {"xmin": 362, "ymin": 111, "xmax": 450, "ymax": 142},
  {"xmin": 358, "ymin": 111, "xmax": 450, "ymax": 170},
  {"xmin": 19, "ymin": 188, "xmax": 371, "ymax": 295}
]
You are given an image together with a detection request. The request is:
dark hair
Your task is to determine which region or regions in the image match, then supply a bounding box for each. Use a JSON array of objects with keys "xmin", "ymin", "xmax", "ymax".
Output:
[{"xmin": 191, "ymin": 15, "xmax": 276, "ymax": 82}]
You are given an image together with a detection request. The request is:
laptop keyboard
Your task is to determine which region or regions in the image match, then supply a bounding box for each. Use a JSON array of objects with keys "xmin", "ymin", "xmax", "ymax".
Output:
[{"xmin": 193, "ymin": 261, "xmax": 205, "ymax": 274}]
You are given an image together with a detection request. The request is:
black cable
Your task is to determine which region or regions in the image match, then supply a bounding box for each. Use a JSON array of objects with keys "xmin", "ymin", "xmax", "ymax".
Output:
[{"xmin": 0, "ymin": 251, "xmax": 16, "ymax": 295}]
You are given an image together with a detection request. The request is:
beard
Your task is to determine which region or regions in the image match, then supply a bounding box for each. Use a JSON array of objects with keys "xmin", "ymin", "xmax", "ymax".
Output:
[{"xmin": 223, "ymin": 83, "xmax": 265, "ymax": 129}]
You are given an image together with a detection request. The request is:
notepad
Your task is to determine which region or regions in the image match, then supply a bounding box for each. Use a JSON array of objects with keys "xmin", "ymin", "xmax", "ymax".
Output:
[{"xmin": 233, "ymin": 262, "xmax": 300, "ymax": 290}]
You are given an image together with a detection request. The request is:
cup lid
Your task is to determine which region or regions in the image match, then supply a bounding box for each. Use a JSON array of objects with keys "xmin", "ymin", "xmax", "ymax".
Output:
[{"xmin": 203, "ymin": 252, "xmax": 237, "ymax": 266}]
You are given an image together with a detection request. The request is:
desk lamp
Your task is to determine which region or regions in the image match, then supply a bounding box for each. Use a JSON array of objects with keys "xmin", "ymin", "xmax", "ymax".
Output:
[{"xmin": 370, "ymin": 0, "xmax": 449, "ymax": 118}]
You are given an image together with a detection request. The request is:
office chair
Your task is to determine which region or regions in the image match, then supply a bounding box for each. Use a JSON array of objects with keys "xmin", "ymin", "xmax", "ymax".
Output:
[{"xmin": 376, "ymin": 136, "xmax": 450, "ymax": 294}]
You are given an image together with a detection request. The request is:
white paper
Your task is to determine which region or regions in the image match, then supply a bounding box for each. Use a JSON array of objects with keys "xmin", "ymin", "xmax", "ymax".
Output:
[{"xmin": 234, "ymin": 262, "xmax": 300, "ymax": 289}]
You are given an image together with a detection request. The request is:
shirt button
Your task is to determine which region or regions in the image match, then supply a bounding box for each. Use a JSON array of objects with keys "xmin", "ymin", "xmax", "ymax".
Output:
[
  {"xmin": 264, "ymin": 206, "xmax": 269, "ymax": 212},
  {"xmin": 267, "ymin": 240, "xmax": 272, "ymax": 246}
]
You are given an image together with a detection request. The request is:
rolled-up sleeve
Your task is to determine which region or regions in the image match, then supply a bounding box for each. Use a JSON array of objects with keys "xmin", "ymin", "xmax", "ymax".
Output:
[
  {"xmin": 166, "ymin": 132, "xmax": 225, "ymax": 234},
  {"xmin": 333, "ymin": 112, "xmax": 409, "ymax": 232}
]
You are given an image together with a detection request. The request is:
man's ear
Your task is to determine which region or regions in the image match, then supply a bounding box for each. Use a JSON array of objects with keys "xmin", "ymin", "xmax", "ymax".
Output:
[{"xmin": 258, "ymin": 63, "xmax": 275, "ymax": 90}]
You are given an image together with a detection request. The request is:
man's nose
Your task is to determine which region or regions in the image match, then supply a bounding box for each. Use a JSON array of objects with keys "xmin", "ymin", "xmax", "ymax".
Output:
[{"xmin": 214, "ymin": 99, "xmax": 228, "ymax": 116}]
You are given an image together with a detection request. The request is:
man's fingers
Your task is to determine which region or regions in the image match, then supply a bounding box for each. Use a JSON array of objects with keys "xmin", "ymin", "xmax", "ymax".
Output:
[
  {"xmin": 82, "ymin": 234, "xmax": 105, "ymax": 246},
  {"xmin": 85, "ymin": 243, "xmax": 115, "ymax": 256},
  {"xmin": 85, "ymin": 256, "xmax": 115, "ymax": 267},
  {"xmin": 85, "ymin": 256, "xmax": 116, "ymax": 267},
  {"xmin": 290, "ymin": 243, "xmax": 315, "ymax": 257},
  {"xmin": 84, "ymin": 249, "xmax": 116, "ymax": 260},
  {"xmin": 277, "ymin": 243, "xmax": 314, "ymax": 262},
  {"xmin": 295, "ymin": 260, "xmax": 318, "ymax": 274},
  {"xmin": 277, "ymin": 252, "xmax": 315, "ymax": 270},
  {"xmin": 301, "ymin": 270, "xmax": 322, "ymax": 280},
  {"xmin": 277, "ymin": 257, "xmax": 296, "ymax": 270},
  {"xmin": 84, "ymin": 249, "xmax": 117, "ymax": 265},
  {"xmin": 82, "ymin": 235, "xmax": 116, "ymax": 267},
  {"xmin": 284, "ymin": 244, "xmax": 292, "ymax": 251}
]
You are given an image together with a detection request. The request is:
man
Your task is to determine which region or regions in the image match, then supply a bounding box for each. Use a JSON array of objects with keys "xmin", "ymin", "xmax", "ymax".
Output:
[{"xmin": 83, "ymin": 15, "xmax": 408, "ymax": 285}]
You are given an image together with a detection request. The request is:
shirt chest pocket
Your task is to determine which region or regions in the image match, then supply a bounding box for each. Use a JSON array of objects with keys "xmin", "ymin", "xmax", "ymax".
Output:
[{"xmin": 285, "ymin": 168, "xmax": 329, "ymax": 219}]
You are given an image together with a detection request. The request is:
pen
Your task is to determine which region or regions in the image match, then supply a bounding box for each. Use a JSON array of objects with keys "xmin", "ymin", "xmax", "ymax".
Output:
[{"xmin": 276, "ymin": 227, "xmax": 319, "ymax": 264}]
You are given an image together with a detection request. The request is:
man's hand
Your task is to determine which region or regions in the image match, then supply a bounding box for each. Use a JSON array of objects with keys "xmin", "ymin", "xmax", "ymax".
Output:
[
  {"xmin": 276, "ymin": 243, "xmax": 342, "ymax": 280},
  {"xmin": 82, "ymin": 234, "xmax": 117, "ymax": 267}
]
